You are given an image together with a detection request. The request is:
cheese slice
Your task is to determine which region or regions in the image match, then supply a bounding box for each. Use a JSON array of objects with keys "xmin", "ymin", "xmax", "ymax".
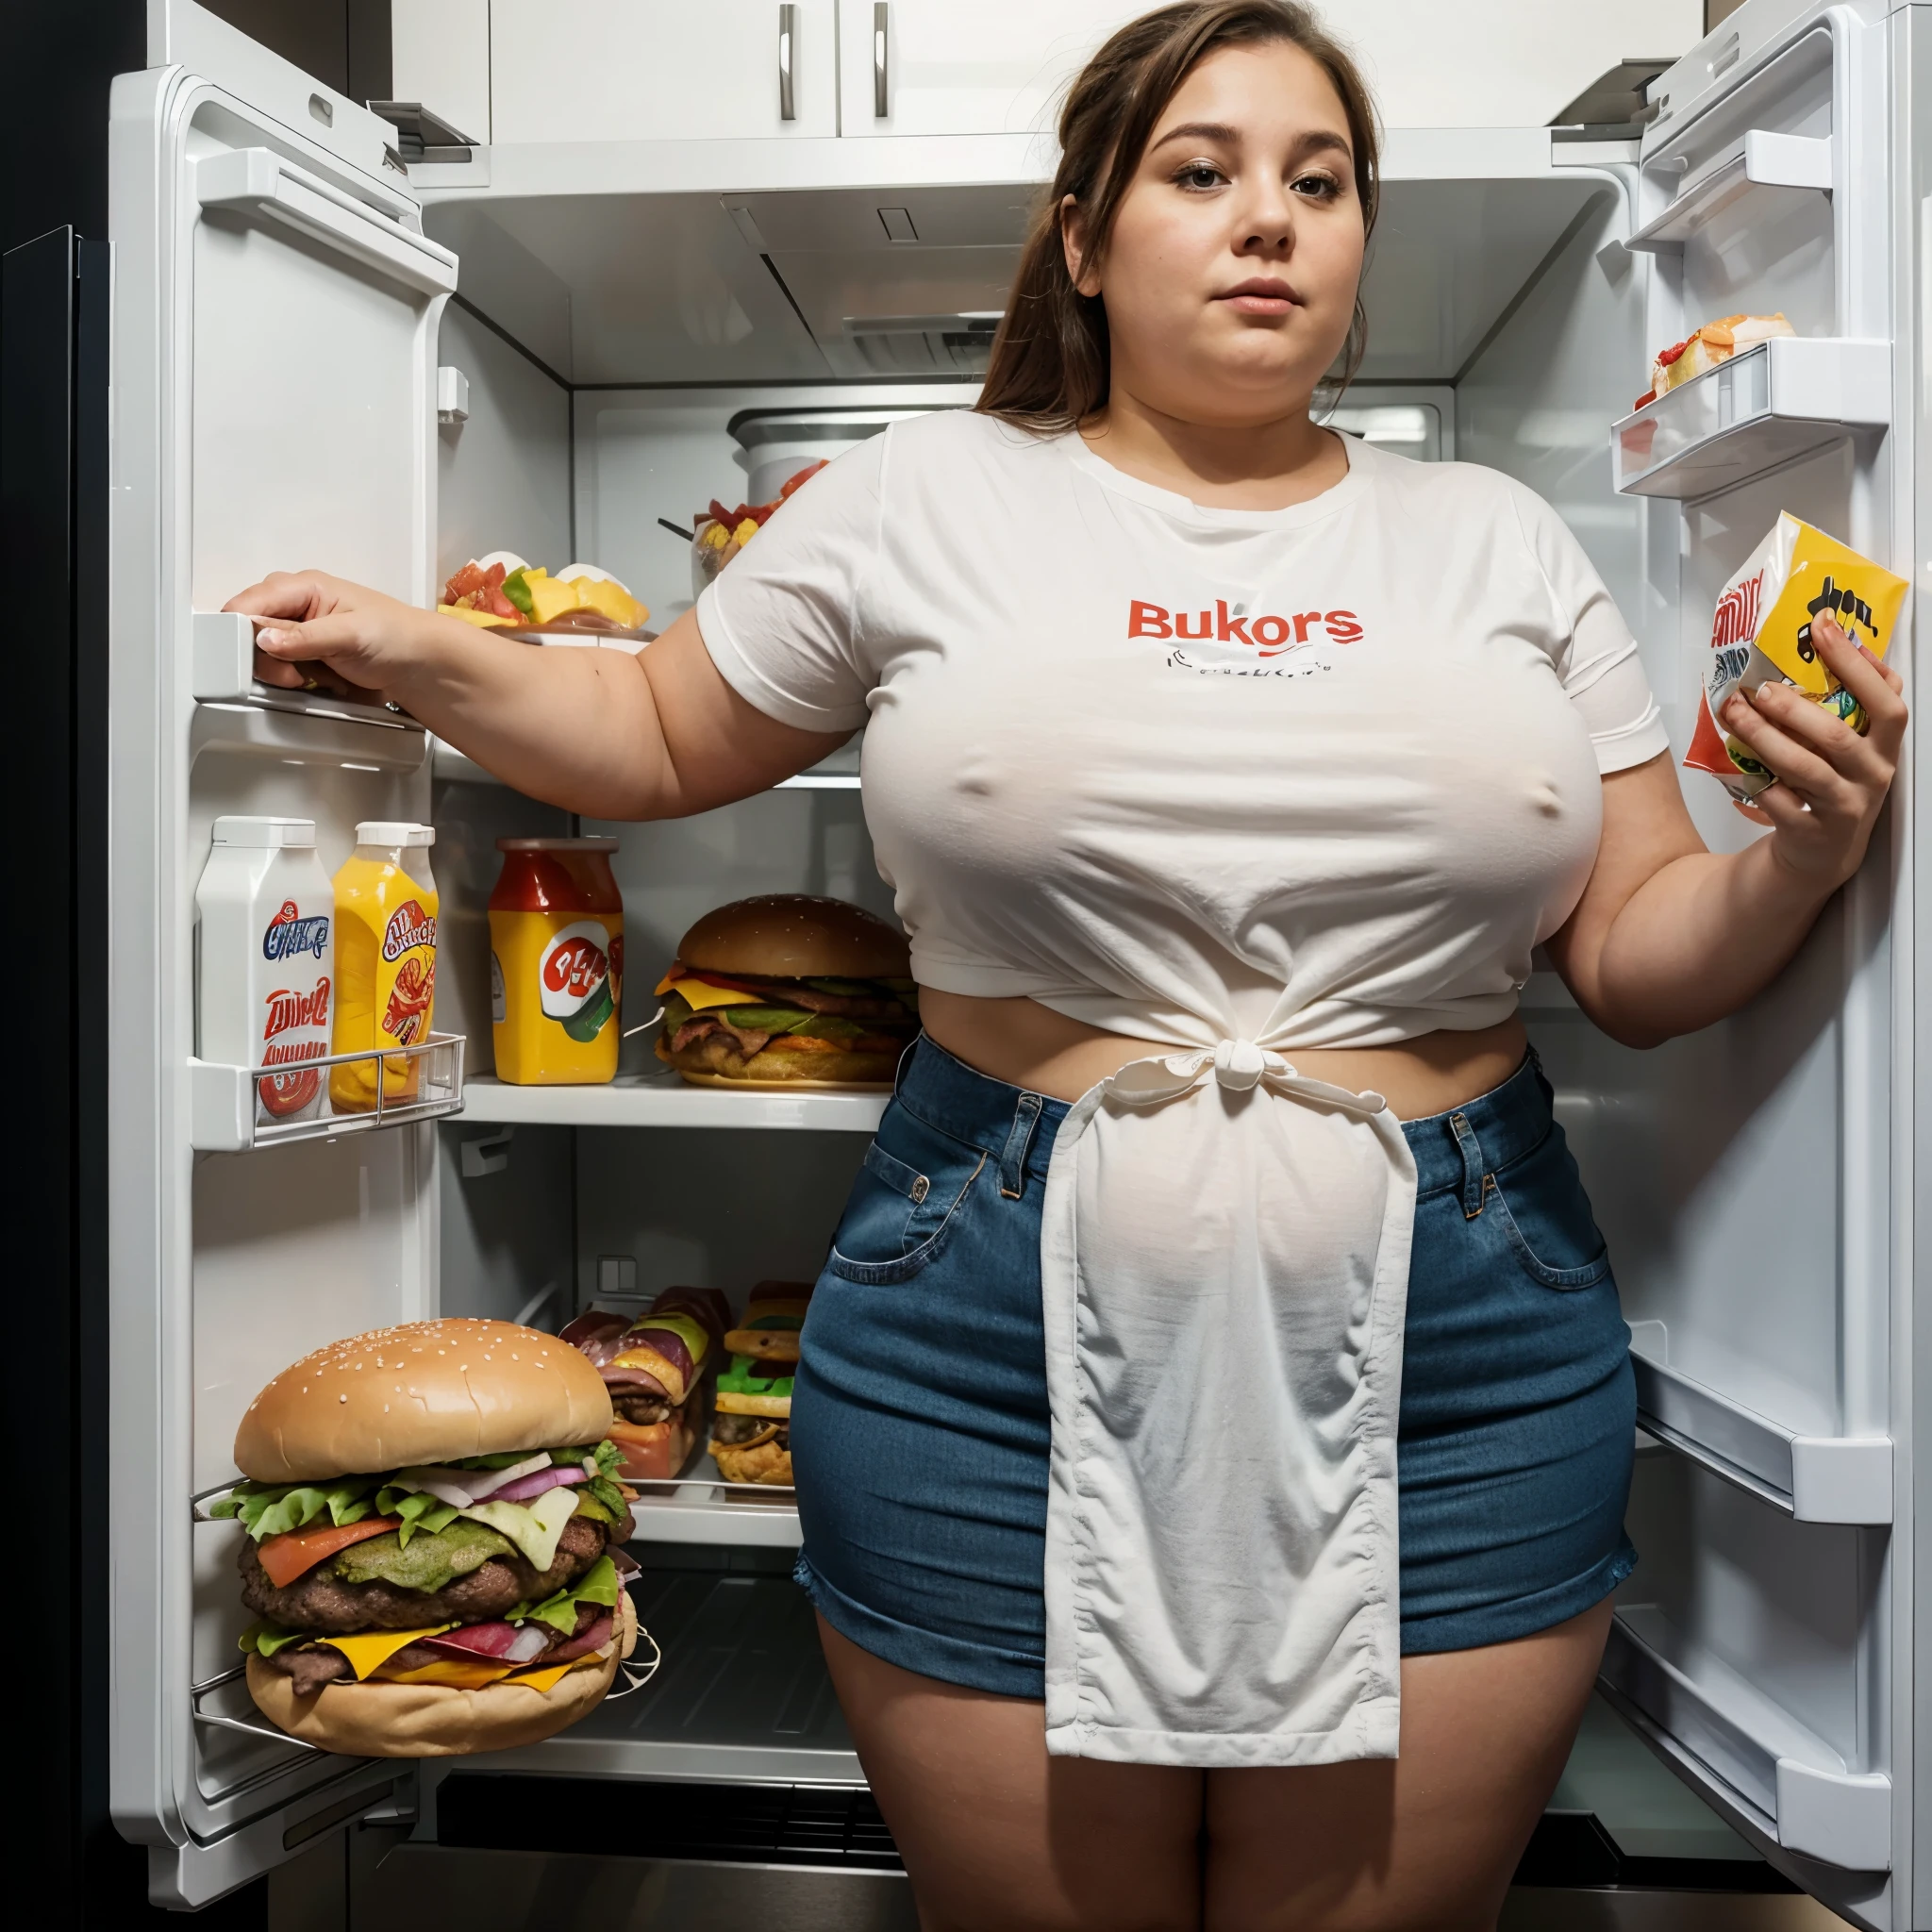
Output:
[
  {"xmin": 319, "ymin": 1624, "xmax": 456, "ymax": 1680},
  {"xmin": 656, "ymin": 973, "xmax": 760, "ymax": 1013},
  {"xmin": 438, "ymin": 603, "xmax": 519, "ymax": 629},
  {"xmin": 381, "ymin": 1657, "xmax": 516, "ymax": 1689},
  {"xmin": 460, "ymin": 1484, "xmax": 581, "ymax": 1573},
  {"xmin": 503, "ymin": 1656, "xmax": 591, "ymax": 1695}
]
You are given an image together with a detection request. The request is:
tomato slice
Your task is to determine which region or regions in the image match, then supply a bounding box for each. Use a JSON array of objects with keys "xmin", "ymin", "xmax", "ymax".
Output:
[{"xmin": 258, "ymin": 1515, "xmax": 404, "ymax": 1590}]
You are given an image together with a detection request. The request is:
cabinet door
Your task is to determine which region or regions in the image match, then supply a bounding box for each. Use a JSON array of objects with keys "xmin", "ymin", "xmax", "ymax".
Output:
[
  {"xmin": 839, "ymin": 0, "xmax": 1140, "ymax": 138},
  {"xmin": 111, "ymin": 1, "xmax": 453, "ymax": 1906},
  {"xmin": 842, "ymin": 0, "xmax": 1701, "ymax": 138},
  {"xmin": 491, "ymin": 0, "xmax": 837, "ymax": 142}
]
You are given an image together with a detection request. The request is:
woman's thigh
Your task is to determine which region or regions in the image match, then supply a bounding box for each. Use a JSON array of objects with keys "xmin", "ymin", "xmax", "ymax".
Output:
[
  {"xmin": 817, "ymin": 1616, "xmax": 1205, "ymax": 1932},
  {"xmin": 1203, "ymin": 1599, "xmax": 1613, "ymax": 1932}
]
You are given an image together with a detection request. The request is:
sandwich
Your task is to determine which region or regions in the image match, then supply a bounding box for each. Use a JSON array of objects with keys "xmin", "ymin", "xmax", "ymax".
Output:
[
  {"xmin": 1636, "ymin": 312, "xmax": 1793, "ymax": 408},
  {"xmin": 708, "ymin": 1283, "xmax": 810, "ymax": 1486},
  {"xmin": 211, "ymin": 1318, "xmax": 641, "ymax": 1757},
  {"xmin": 655, "ymin": 895, "xmax": 918, "ymax": 1088},
  {"xmin": 560, "ymin": 1287, "xmax": 731, "ymax": 1480}
]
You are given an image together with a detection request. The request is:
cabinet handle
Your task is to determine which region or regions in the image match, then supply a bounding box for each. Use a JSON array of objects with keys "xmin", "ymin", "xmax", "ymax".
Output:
[
  {"xmin": 778, "ymin": 3, "xmax": 796, "ymax": 122},
  {"xmin": 874, "ymin": 2, "xmax": 889, "ymax": 118}
]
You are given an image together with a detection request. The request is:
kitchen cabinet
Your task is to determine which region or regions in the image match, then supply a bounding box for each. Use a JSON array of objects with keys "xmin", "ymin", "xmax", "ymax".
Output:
[
  {"xmin": 840, "ymin": 0, "xmax": 1705, "ymax": 138},
  {"xmin": 491, "ymin": 0, "xmax": 838, "ymax": 143}
]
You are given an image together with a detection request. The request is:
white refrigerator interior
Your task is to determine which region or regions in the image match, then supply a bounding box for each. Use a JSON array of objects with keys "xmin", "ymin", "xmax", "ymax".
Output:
[{"xmin": 108, "ymin": 0, "xmax": 1920, "ymax": 1924}]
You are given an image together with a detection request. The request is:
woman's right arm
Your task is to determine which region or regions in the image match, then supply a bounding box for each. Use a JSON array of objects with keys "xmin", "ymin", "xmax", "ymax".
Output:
[{"xmin": 224, "ymin": 570, "xmax": 852, "ymax": 821}]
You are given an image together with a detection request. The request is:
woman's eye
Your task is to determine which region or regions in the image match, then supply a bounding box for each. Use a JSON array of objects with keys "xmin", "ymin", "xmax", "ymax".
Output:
[
  {"xmin": 1174, "ymin": 162, "xmax": 1227, "ymax": 191},
  {"xmin": 1291, "ymin": 173, "xmax": 1341, "ymax": 199}
]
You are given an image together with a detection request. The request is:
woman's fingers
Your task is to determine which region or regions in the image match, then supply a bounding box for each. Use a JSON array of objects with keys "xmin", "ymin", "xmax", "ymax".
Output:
[
  {"xmin": 1810, "ymin": 613, "xmax": 1909, "ymax": 761},
  {"xmin": 1722, "ymin": 691, "xmax": 1847, "ymax": 803},
  {"xmin": 221, "ymin": 569, "xmax": 342, "ymax": 622},
  {"xmin": 1741, "ymin": 678, "xmax": 1893, "ymax": 788}
]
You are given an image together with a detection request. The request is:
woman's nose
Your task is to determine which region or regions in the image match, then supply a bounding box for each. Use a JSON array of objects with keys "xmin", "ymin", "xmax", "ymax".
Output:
[{"xmin": 1234, "ymin": 185, "xmax": 1296, "ymax": 254}]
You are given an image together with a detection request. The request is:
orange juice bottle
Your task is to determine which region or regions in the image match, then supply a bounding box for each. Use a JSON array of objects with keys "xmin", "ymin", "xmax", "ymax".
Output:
[{"xmin": 330, "ymin": 822, "xmax": 439, "ymax": 1112}]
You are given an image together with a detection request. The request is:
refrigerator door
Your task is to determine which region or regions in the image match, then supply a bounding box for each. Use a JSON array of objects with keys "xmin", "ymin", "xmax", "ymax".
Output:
[
  {"xmin": 108, "ymin": 3, "xmax": 456, "ymax": 1907},
  {"xmin": 1568, "ymin": 5, "xmax": 1905, "ymax": 1925}
]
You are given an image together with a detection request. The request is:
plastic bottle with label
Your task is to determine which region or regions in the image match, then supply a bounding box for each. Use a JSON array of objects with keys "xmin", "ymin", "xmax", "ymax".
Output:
[
  {"xmin": 330, "ymin": 822, "xmax": 439, "ymax": 1113},
  {"xmin": 194, "ymin": 817, "xmax": 336, "ymax": 1125},
  {"xmin": 488, "ymin": 837, "xmax": 625, "ymax": 1084}
]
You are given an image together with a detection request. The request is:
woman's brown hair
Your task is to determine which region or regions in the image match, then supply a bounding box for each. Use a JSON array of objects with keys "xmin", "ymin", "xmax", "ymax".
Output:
[{"xmin": 975, "ymin": 0, "xmax": 1380, "ymax": 432}]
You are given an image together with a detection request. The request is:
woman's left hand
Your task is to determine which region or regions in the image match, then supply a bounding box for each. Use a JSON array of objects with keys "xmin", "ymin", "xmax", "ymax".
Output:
[{"xmin": 1720, "ymin": 611, "xmax": 1907, "ymax": 891}]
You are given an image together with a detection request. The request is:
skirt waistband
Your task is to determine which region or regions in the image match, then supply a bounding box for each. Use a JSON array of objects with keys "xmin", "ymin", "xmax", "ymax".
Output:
[{"xmin": 892, "ymin": 1034, "xmax": 1553, "ymax": 1202}]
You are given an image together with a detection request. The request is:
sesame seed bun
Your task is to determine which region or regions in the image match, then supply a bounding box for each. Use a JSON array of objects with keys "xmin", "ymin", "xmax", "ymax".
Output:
[
  {"xmin": 233, "ymin": 1319, "xmax": 615, "ymax": 1482},
  {"xmin": 675, "ymin": 895, "xmax": 908, "ymax": 981}
]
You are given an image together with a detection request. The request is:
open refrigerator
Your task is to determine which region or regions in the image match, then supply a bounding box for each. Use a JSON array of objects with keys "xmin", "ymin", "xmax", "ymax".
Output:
[{"xmin": 75, "ymin": 0, "xmax": 1932, "ymax": 1923}]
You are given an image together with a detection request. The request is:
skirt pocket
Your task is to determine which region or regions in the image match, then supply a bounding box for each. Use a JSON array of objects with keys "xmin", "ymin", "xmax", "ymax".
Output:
[
  {"xmin": 827, "ymin": 1101, "xmax": 990, "ymax": 1285},
  {"xmin": 1488, "ymin": 1122, "xmax": 1613, "ymax": 1291}
]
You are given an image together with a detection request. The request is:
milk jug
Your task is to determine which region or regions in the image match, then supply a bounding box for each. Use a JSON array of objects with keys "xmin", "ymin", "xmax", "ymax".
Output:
[{"xmin": 194, "ymin": 817, "xmax": 336, "ymax": 1125}]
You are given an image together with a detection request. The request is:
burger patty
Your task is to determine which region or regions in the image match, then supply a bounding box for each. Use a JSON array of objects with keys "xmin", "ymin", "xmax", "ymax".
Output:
[
  {"xmin": 711, "ymin": 1412, "xmax": 788, "ymax": 1447},
  {"xmin": 612, "ymin": 1390, "xmax": 675, "ymax": 1424},
  {"xmin": 240, "ymin": 1513, "xmax": 624, "ymax": 1633},
  {"xmin": 265, "ymin": 1599, "xmax": 608, "ymax": 1695},
  {"xmin": 657, "ymin": 1032, "xmax": 898, "ymax": 1084}
]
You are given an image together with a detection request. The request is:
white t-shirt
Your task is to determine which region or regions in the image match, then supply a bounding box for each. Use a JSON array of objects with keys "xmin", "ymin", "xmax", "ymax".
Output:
[{"xmin": 697, "ymin": 410, "xmax": 1666, "ymax": 1052}]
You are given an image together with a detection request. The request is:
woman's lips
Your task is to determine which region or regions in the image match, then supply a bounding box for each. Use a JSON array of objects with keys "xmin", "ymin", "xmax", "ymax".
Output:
[{"xmin": 1217, "ymin": 280, "xmax": 1300, "ymax": 315}]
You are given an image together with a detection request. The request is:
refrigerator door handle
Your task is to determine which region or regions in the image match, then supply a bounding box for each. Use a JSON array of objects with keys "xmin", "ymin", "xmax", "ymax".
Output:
[
  {"xmin": 874, "ymin": 2, "xmax": 889, "ymax": 118},
  {"xmin": 193, "ymin": 148, "xmax": 457, "ymax": 298},
  {"xmin": 779, "ymin": 3, "xmax": 796, "ymax": 121}
]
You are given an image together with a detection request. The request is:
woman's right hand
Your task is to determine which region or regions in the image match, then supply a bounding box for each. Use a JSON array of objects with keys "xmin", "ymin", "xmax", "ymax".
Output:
[{"xmin": 223, "ymin": 569, "xmax": 463, "ymax": 703}]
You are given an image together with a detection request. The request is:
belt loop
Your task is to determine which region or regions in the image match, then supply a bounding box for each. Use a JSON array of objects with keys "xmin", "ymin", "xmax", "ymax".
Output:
[
  {"xmin": 1448, "ymin": 1110, "xmax": 1493, "ymax": 1219},
  {"xmin": 999, "ymin": 1091, "xmax": 1044, "ymax": 1200}
]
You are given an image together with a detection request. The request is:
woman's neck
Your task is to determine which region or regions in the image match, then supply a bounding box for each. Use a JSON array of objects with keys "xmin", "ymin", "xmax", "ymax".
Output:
[{"xmin": 1077, "ymin": 383, "xmax": 1348, "ymax": 510}]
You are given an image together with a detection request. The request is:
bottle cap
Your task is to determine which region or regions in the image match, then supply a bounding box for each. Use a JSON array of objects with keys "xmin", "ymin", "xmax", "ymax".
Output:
[
  {"xmin": 355, "ymin": 822, "xmax": 436, "ymax": 849},
  {"xmin": 209, "ymin": 816, "xmax": 316, "ymax": 849}
]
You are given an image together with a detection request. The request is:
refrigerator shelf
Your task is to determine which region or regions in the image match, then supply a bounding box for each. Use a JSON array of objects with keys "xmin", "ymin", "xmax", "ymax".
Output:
[
  {"xmin": 191, "ymin": 1032, "xmax": 466, "ymax": 1153},
  {"xmin": 1600, "ymin": 1607, "xmax": 1890, "ymax": 1873},
  {"xmin": 1625, "ymin": 131, "xmax": 1833, "ymax": 253},
  {"xmin": 1610, "ymin": 338, "xmax": 1890, "ymax": 500},
  {"xmin": 431, "ymin": 739, "xmax": 861, "ymax": 790},
  {"xmin": 1629, "ymin": 1337, "xmax": 1891, "ymax": 1524},
  {"xmin": 625, "ymin": 1458, "xmax": 802, "ymax": 1548},
  {"xmin": 459, "ymin": 1072, "xmax": 885, "ymax": 1133}
]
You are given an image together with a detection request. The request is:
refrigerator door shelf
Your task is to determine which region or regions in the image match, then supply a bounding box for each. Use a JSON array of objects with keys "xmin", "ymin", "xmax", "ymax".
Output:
[
  {"xmin": 430, "ymin": 734, "xmax": 862, "ymax": 790},
  {"xmin": 1611, "ymin": 337, "xmax": 1890, "ymax": 498},
  {"xmin": 1626, "ymin": 130, "xmax": 1833, "ymax": 251},
  {"xmin": 459, "ymin": 1071, "xmax": 886, "ymax": 1134},
  {"xmin": 1630, "ymin": 1341, "xmax": 1892, "ymax": 1524},
  {"xmin": 192, "ymin": 610, "xmax": 424, "ymax": 737},
  {"xmin": 624, "ymin": 1457, "xmax": 803, "ymax": 1548},
  {"xmin": 1600, "ymin": 1607, "xmax": 1891, "ymax": 1874},
  {"xmin": 190, "ymin": 1032, "xmax": 466, "ymax": 1153}
]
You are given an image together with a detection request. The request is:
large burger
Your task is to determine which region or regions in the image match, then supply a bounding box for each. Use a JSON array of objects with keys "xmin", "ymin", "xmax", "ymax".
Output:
[
  {"xmin": 655, "ymin": 895, "xmax": 918, "ymax": 1088},
  {"xmin": 212, "ymin": 1318, "xmax": 641, "ymax": 1757},
  {"xmin": 559, "ymin": 1287, "xmax": 730, "ymax": 1480}
]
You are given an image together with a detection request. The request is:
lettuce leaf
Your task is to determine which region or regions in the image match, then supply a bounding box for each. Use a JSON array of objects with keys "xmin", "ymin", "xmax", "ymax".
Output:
[
  {"xmin": 519, "ymin": 1555, "xmax": 621, "ymax": 1637},
  {"xmin": 586, "ymin": 1475, "xmax": 628, "ymax": 1523},
  {"xmin": 375, "ymin": 1487, "xmax": 461, "ymax": 1548},
  {"xmin": 216, "ymin": 1479, "xmax": 377, "ymax": 1541},
  {"xmin": 239, "ymin": 1618, "xmax": 307, "ymax": 1658}
]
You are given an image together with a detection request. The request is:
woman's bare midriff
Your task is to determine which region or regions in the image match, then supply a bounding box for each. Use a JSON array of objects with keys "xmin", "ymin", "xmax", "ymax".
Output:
[{"xmin": 918, "ymin": 989, "xmax": 1529, "ymax": 1123}]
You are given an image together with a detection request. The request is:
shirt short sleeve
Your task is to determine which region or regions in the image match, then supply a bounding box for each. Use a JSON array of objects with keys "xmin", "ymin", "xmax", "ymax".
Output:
[
  {"xmin": 694, "ymin": 434, "xmax": 884, "ymax": 735},
  {"xmin": 1507, "ymin": 483, "xmax": 1672, "ymax": 775}
]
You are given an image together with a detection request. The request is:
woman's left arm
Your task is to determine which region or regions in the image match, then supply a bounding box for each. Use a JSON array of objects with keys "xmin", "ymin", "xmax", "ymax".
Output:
[{"xmin": 1544, "ymin": 614, "xmax": 1907, "ymax": 1049}]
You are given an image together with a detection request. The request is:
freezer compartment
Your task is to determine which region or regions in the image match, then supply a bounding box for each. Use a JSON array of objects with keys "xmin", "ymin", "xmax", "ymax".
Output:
[
  {"xmin": 473, "ymin": 1549, "xmax": 863, "ymax": 1783},
  {"xmin": 1609, "ymin": 337, "xmax": 1889, "ymax": 499}
]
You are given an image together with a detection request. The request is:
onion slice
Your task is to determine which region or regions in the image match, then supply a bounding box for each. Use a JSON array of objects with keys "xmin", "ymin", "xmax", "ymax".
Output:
[{"xmin": 489, "ymin": 1466, "xmax": 590, "ymax": 1504}]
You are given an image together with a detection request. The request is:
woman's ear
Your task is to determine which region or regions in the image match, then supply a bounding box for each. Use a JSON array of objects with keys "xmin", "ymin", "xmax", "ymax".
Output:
[{"xmin": 1060, "ymin": 193, "xmax": 1100, "ymax": 296}]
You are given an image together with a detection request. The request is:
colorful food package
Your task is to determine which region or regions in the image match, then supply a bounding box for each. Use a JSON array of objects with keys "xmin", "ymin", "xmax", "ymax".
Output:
[
  {"xmin": 561, "ymin": 1288, "xmax": 732, "ymax": 1481},
  {"xmin": 1685, "ymin": 514, "xmax": 1907, "ymax": 803},
  {"xmin": 690, "ymin": 461, "xmax": 827, "ymax": 594},
  {"xmin": 194, "ymin": 817, "xmax": 336, "ymax": 1125},
  {"xmin": 330, "ymin": 823, "xmax": 439, "ymax": 1111},
  {"xmin": 489, "ymin": 838, "xmax": 625, "ymax": 1086}
]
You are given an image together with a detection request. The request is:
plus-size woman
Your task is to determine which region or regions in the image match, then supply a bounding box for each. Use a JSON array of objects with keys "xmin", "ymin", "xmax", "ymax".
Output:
[{"xmin": 229, "ymin": 5, "xmax": 1905, "ymax": 1925}]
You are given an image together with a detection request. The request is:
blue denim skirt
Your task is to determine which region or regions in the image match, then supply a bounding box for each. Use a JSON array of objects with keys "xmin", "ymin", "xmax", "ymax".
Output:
[{"xmin": 792, "ymin": 1038, "xmax": 1636, "ymax": 1700}]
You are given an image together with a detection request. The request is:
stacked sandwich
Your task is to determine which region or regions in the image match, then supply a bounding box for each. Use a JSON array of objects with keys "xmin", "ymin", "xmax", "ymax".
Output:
[
  {"xmin": 213, "ymin": 1319, "xmax": 641, "ymax": 1756},
  {"xmin": 1635, "ymin": 312, "xmax": 1793, "ymax": 409},
  {"xmin": 561, "ymin": 1287, "xmax": 730, "ymax": 1479},
  {"xmin": 656, "ymin": 895, "xmax": 919, "ymax": 1089},
  {"xmin": 708, "ymin": 1283, "xmax": 811, "ymax": 1486}
]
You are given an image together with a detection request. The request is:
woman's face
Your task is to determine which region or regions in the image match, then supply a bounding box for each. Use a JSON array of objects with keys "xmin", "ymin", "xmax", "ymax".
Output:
[{"xmin": 1065, "ymin": 41, "xmax": 1366, "ymax": 426}]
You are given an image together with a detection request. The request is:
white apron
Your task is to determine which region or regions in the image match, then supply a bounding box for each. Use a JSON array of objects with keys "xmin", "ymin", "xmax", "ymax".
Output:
[{"xmin": 1039, "ymin": 1039, "xmax": 1419, "ymax": 1768}]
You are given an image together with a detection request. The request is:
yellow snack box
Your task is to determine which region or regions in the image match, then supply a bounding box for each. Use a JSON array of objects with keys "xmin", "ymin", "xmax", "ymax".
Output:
[{"xmin": 1685, "ymin": 513, "xmax": 1906, "ymax": 802}]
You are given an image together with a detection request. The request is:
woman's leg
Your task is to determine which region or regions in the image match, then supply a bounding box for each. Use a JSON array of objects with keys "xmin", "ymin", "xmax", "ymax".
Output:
[
  {"xmin": 1202, "ymin": 1599, "xmax": 1612, "ymax": 1932},
  {"xmin": 819, "ymin": 1616, "xmax": 1206, "ymax": 1932}
]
